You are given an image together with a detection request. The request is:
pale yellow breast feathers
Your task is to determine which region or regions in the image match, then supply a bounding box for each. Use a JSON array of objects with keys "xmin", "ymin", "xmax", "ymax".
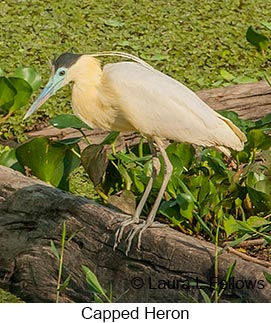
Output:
[{"xmin": 69, "ymin": 55, "xmax": 136, "ymax": 131}]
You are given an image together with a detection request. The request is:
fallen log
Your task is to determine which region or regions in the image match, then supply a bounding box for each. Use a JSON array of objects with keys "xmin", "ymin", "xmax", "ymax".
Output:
[{"xmin": 0, "ymin": 166, "xmax": 270, "ymax": 303}]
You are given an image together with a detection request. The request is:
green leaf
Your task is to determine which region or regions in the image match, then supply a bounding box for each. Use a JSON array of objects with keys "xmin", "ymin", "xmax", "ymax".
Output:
[
  {"xmin": 246, "ymin": 26, "xmax": 269, "ymax": 50},
  {"xmin": 247, "ymin": 129, "xmax": 271, "ymax": 150},
  {"xmin": 0, "ymin": 77, "xmax": 16, "ymax": 111},
  {"xmin": 8, "ymin": 77, "xmax": 33, "ymax": 112},
  {"xmin": 81, "ymin": 144, "xmax": 108, "ymax": 187},
  {"xmin": 13, "ymin": 66, "xmax": 42, "ymax": 91},
  {"xmin": 82, "ymin": 265, "xmax": 107, "ymax": 296},
  {"xmin": 219, "ymin": 110, "xmax": 252, "ymax": 132},
  {"xmin": 0, "ymin": 67, "xmax": 4, "ymax": 77},
  {"xmin": 176, "ymin": 193, "xmax": 194, "ymax": 221},
  {"xmin": 225, "ymin": 261, "xmax": 236, "ymax": 282},
  {"xmin": 49, "ymin": 114, "xmax": 92, "ymax": 130},
  {"xmin": 58, "ymin": 144, "xmax": 81, "ymax": 191},
  {"xmin": 254, "ymin": 113, "xmax": 271, "ymax": 129},
  {"xmin": 16, "ymin": 137, "xmax": 66, "ymax": 187},
  {"xmin": 246, "ymin": 216, "xmax": 270, "ymax": 228},
  {"xmin": 117, "ymin": 163, "xmax": 133, "ymax": 188},
  {"xmin": 59, "ymin": 275, "xmax": 71, "ymax": 292},
  {"xmin": 260, "ymin": 21, "xmax": 271, "ymax": 31},
  {"xmin": 224, "ymin": 216, "xmax": 240, "ymax": 236},
  {"xmin": 263, "ymin": 271, "xmax": 271, "ymax": 286},
  {"xmin": 166, "ymin": 142, "xmax": 195, "ymax": 171},
  {"xmin": 0, "ymin": 147, "xmax": 22, "ymax": 170},
  {"xmin": 57, "ymin": 137, "xmax": 82, "ymax": 145},
  {"xmin": 101, "ymin": 18, "xmax": 124, "ymax": 27},
  {"xmin": 160, "ymin": 200, "xmax": 181, "ymax": 225},
  {"xmin": 50, "ymin": 240, "xmax": 60, "ymax": 260},
  {"xmin": 100, "ymin": 131, "xmax": 119, "ymax": 145},
  {"xmin": 220, "ymin": 69, "xmax": 235, "ymax": 82},
  {"xmin": 247, "ymin": 186, "xmax": 271, "ymax": 213},
  {"xmin": 199, "ymin": 289, "xmax": 211, "ymax": 303},
  {"xmin": 233, "ymin": 75, "xmax": 258, "ymax": 84},
  {"xmin": 224, "ymin": 234, "xmax": 251, "ymax": 247},
  {"xmin": 203, "ymin": 154, "xmax": 227, "ymax": 175},
  {"xmin": 116, "ymin": 41, "xmax": 140, "ymax": 50}
]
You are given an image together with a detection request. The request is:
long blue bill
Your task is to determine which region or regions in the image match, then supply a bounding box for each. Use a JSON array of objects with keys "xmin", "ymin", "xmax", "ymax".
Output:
[{"xmin": 23, "ymin": 75, "xmax": 62, "ymax": 120}]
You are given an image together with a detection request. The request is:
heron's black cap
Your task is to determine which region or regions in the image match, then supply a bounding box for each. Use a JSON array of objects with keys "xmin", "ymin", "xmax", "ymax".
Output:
[{"xmin": 52, "ymin": 52, "xmax": 82, "ymax": 71}]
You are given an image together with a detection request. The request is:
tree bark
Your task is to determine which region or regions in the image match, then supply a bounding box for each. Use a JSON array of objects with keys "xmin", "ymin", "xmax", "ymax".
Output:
[{"xmin": 0, "ymin": 166, "xmax": 270, "ymax": 303}]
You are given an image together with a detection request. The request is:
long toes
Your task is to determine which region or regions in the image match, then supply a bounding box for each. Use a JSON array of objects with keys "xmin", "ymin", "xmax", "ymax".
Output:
[
  {"xmin": 113, "ymin": 218, "xmax": 140, "ymax": 250},
  {"xmin": 111, "ymin": 215, "xmax": 131, "ymax": 226},
  {"xmin": 125, "ymin": 224, "xmax": 144, "ymax": 255},
  {"xmin": 137, "ymin": 226, "xmax": 148, "ymax": 249}
]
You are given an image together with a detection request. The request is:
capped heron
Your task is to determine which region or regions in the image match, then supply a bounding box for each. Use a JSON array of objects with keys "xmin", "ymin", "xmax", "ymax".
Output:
[{"xmin": 24, "ymin": 51, "xmax": 246, "ymax": 254}]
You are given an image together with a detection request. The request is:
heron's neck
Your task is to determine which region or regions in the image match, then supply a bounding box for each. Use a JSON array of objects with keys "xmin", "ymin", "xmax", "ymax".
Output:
[{"xmin": 71, "ymin": 56, "xmax": 114, "ymax": 129}]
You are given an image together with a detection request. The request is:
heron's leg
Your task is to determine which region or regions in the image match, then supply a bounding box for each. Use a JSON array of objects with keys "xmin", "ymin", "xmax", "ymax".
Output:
[
  {"xmin": 113, "ymin": 138, "xmax": 160, "ymax": 250},
  {"xmin": 126, "ymin": 138, "xmax": 173, "ymax": 253}
]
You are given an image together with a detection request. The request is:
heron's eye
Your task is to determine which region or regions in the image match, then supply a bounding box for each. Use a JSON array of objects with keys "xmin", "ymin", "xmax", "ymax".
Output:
[{"xmin": 59, "ymin": 70, "xmax": 66, "ymax": 77}]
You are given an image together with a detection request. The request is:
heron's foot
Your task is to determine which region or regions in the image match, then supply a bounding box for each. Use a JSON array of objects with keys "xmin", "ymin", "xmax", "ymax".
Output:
[
  {"xmin": 110, "ymin": 214, "xmax": 131, "ymax": 227},
  {"xmin": 125, "ymin": 221, "xmax": 166, "ymax": 255},
  {"xmin": 113, "ymin": 217, "xmax": 140, "ymax": 251}
]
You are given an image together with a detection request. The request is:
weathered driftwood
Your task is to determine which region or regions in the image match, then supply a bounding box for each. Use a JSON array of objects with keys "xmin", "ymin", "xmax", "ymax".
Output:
[
  {"xmin": 197, "ymin": 80, "xmax": 271, "ymax": 120},
  {"xmin": 0, "ymin": 166, "xmax": 270, "ymax": 303}
]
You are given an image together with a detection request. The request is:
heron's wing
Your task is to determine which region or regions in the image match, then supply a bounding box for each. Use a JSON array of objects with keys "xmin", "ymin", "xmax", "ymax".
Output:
[{"xmin": 102, "ymin": 62, "xmax": 246, "ymax": 151}]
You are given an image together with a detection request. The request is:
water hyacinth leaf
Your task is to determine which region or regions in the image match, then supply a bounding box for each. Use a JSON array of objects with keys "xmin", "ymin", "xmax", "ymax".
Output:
[
  {"xmin": 13, "ymin": 66, "xmax": 42, "ymax": 91},
  {"xmin": 82, "ymin": 265, "xmax": 107, "ymax": 296},
  {"xmin": 166, "ymin": 142, "xmax": 195, "ymax": 171},
  {"xmin": 224, "ymin": 215, "xmax": 240, "ymax": 236},
  {"xmin": 116, "ymin": 40, "xmax": 140, "ymax": 51},
  {"xmin": 176, "ymin": 193, "xmax": 194, "ymax": 221},
  {"xmin": 0, "ymin": 67, "xmax": 4, "ymax": 77},
  {"xmin": 0, "ymin": 148, "xmax": 17, "ymax": 168},
  {"xmin": 133, "ymin": 173, "xmax": 145, "ymax": 193},
  {"xmin": 8, "ymin": 77, "xmax": 33, "ymax": 112},
  {"xmin": 247, "ymin": 186, "xmax": 271, "ymax": 213},
  {"xmin": 246, "ymin": 26, "xmax": 269, "ymax": 50},
  {"xmin": 49, "ymin": 114, "xmax": 92, "ymax": 130},
  {"xmin": 81, "ymin": 144, "xmax": 108, "ymax": 187},
  {"xmin": 254, "ymin": 179, "xmax": 271, "ymax": 195},
  {"xmin": 233, "ymin": 76, "xmax": 257, "ymax": 84},
  {"xmin": 101, "ymin": 18, "xmax": 124, "ymax": 27},
  {"xmin": 16, "ymin": 137, "xmax": 66, "ymax": 187},
  {"xmin": 57, "ymin": 143, "xmax": 81, "ymax": 191},
  {"xmin": 220, "ymin": 69, "xmax": 235, "ymax": 82},
  {"xmin": 57, "ymin": 137, "xmax": 82, "ymax": 145},
  {"xmin": 260, "ymin": 21, "xmax": 271, "ymax": 31},
  {"xmin": 203, "ymin": 154, "xmax": 227, "ymax": 175},
  {"xmin": 0, "ymin": 77, "xmax": 16, "ymax": 111},
  {"xmin": 160, "ymin": 200, "xmax": 182, "ymax": 225},
  {"xmin": 246, "ymin": 171, "xmax": 265, "ymax": 188},
  {"xmin": 247, "ymin": 129, "xmax": 271, "ymax": 150},
  {"xmin": 100, "ymin": 131, "xmax": 120, "ymax": 145},
  {"xmin": 117, "ymin": 163, "xmax": 133, "ymax": 188},
  {"xmin": 246, "ymin": 216, "xmax": 270, "ymax": 228},
  {"xmin": 254, "ymin": 112, "xmax": 271, "ymax": 129},
  {"xmin": 219, "ymin": 110, "xmax": 251, "ymax": 132},
  {"xmin": 0, "ymin": 148, "xmax": 24, "ymax": 172},
  {"xmin": 236, "ymin": 150, "xmax": 249, "ymax": 163},
  {"xmin": 196, "ymin": 175, "xmax": 210, "ymax": 203}
]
